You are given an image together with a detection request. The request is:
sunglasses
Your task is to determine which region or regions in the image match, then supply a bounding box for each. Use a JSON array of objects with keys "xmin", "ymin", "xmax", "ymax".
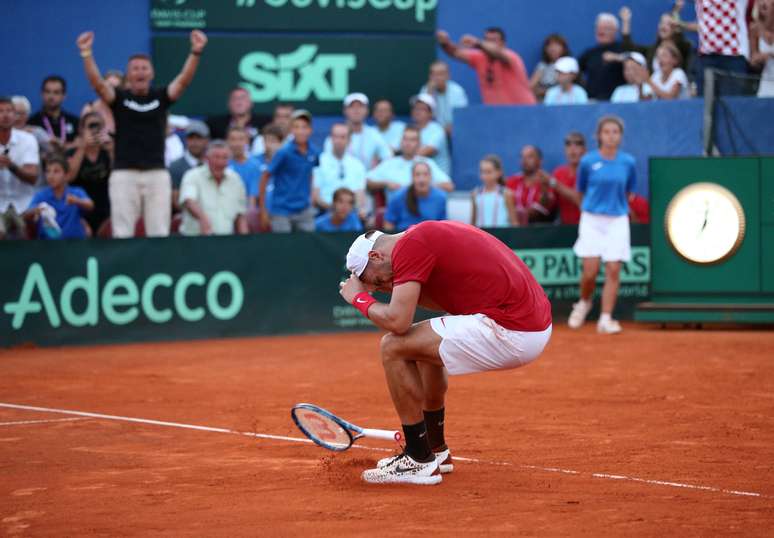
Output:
[{"xmin": 565, "ymin": 140, "xmax": 585, "ymax": 146}]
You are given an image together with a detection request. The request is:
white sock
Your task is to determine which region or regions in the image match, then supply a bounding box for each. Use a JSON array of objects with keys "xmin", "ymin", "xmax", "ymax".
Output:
[
  {"xmin": 599, "ymin": 313, "xmax": 612, "ymax": 324},
  {"xmin": 579, "ymin": 298, "xmax": 591, "ymax": 308}
]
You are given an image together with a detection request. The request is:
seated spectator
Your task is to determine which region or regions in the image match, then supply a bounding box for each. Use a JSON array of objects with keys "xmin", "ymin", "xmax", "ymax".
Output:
[
  {"xmin": 436, "ymin": 27, "xmax": 536, "ymax": 105},
  {"xmin": 372, "ymin": 99, "xmax": 405, "ymax": 154},
  {"xmin": 544, "ymin": 57, "xmax": 589, "ymax": 105},
  {"xmin": 207, "ymin": 87, "xmax": 270, "ymax": 142},
  {"xmin": 0, "ymin": 96, "xmax": 40, "ymax": 240},
  {"xmin": 506, "ymin": 145, "xmax": 557, "ymax": 225},
  {"xmin": 259, "ymin": 109, "xmax": 320, "ymax": 233},
  {"xmin": 411, "ymin": 93, "xmax": 451, "ymax": 175},
  {"xmin": 28, "ymin": 75, "xmax": 80, "ymax": 151},
  {"xmin": 227, "ymin": 126, "xmax": 262, "ymax": 208},
  {"xmin": 579, "ymin": 13, "xmax": 627, "ymax": 100},
  {"xmin": 530, "ymin": 33, "xmax": 571, "ymax": 101},
  {"xmin": 619, "ymin": 6, "xmax": 693, "ymax": 75},
  {"xmin": 315, "ymin": 187, "xmax": 364, "ymax": 233},
  {"xmin": 650, "ymin": 42, "xmax": 690, "ymax": 99},
  {"xmin": 66, "ymin": 112, "xmax": 113, "ymax": 234},
  {"xmin": 179, "ymin": 140, "xmax": 248, "ymax": 236},
  {"xmin": 419, "ymin": 60, "xmax": 468, "ymax": 136},
  {"xmin": 547, "ymin": 132, "xmax": 586, "ymax": 225},
  {"xmin": 611, "ymin": 52, "xmax": 655, "ymax": 103},
  {"xmin": 367, "ymin": 126, "xmax": 453, "ymax": 203},
  {"xmin": 11, "ymin": 95, "xmax": 50, "ymax": 187},
  {"xmin": 169, "ymin": 120, "xmax": 209, "ymax": 211},
  {"xmin": 25, "ymin": 155, "xmax": 93, "ymax": 240},
  {"xmin": 471, "ymin": 154, "xmax": 516, "ymax": 228},
  {"xmin": 251, "ymin": 103, "xmax": 293, "ymax": 155},
  {"xmin": 751, "ymin": 0, "xmax": 774, "ymax": 97},
  {"xmin": 324, "ymin": 93, "xmax": 391, "ymax": 170},
  {"xmin": 384, "ymin": 161, "xmax": 447, "ymax": 231},
  {"xmin": 80, "ymin": 70, "xmax": 124, "ymax": 136},
  {"xmin": 313, "ymin": 123, "xmax": 367, "ymax": 217}
]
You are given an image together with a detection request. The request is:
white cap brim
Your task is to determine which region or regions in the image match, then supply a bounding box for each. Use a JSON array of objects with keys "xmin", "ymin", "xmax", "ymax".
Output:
[{"xmin": 346, "ymin": 231, "xmax": 383, "ymax": 277}]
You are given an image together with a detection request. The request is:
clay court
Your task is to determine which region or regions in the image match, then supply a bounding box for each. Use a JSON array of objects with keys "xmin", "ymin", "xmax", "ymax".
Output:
[{"xmin": 1, "ymin": 324, "xmax": 773, "ymax": 536}]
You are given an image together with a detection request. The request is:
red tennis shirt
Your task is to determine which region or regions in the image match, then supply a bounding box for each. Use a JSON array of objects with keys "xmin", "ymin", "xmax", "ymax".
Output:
[{"xmin": 391, "ymin": 221, "xmax": 552, "ymax": 332}]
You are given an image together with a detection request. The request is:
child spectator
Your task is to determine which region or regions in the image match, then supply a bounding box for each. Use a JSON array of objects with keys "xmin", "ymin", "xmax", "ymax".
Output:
[
  {"xmin": 25, "ymin": 155, "xmax": 93, "ymax": 239},
  {"xmin": 619, "ymin": 6, "xmax": 693, "ymax": 75},
  {"xmin": 610, "ymin": 52, "xmax": 655, "ymax": 103},
  {"xmin": 470, "ymin": 154, "xmax": 516, "ymax": 228},
  {"xmin": 259, "ymin": 109, "xmax": 320, "ymax": 233},
  {"xmin": 650, "ymin": 42, "xmax": 690, "ymax": 99},
  {"xmin": 544, "ymin": 57, "xmax": 589, "ymax": 105},
  {"xmin": 66, "ymin": 111, "xmax": 113, "ymax": 235},
  {"xmin": 315, "ymin": 187, "xmax": 363, "ymax": 233},
  {"xmin": 530, "ymin": 34, "xmax": 571, "ymax": 101},
  {"xmin": 227, "ymin": 126, "xmax": 262, "ymax": 208},
  {"xmin": 384, "ymin": 161, "xmax": 447, "ymax": 231}
]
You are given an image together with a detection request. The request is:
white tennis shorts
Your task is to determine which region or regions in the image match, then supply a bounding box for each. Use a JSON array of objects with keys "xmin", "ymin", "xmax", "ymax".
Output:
[
  {"xmin": 573, "ymin": 211, "xmax": 631, "ymax": 262},
  {"xmin": 429, "ymin": 314, "xmax": 552, "ymax": 376}
]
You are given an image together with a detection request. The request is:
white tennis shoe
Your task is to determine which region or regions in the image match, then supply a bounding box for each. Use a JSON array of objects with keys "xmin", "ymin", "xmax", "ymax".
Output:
[
  {"xmin": 597, "ymin": 318, "xmax": 623, "ymax": 334},
  {"xmin": 377, "ymin": 448, "xmax": 454, "ymax": 474},
  {"xmin": 568, "ymin": 299, "xmax": 592, "ymax": 329},
  {"xmin": 362, "ymin": 452, "xmax": 442, "ymax": 485}
]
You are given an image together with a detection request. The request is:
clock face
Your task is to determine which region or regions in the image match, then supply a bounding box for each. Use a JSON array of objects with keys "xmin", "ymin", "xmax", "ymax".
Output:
[{"xmin": 664, "ymin": 182, "xmax": 746, "ymax": 265}]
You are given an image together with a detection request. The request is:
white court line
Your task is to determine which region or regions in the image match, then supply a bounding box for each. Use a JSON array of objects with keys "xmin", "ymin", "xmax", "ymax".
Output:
[
  {"xmin": 0, "ymin": 402, "xmax": 764, "ymax": 499},
  {"xmin": 0, "ymin": 417, "xmax": 91, "ymax": 427}
]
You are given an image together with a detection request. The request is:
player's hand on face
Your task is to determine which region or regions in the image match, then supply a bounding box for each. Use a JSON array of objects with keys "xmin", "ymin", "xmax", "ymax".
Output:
[{"xmin": 339, "ymin": 273, "xmax": 366, "ymax": 304}]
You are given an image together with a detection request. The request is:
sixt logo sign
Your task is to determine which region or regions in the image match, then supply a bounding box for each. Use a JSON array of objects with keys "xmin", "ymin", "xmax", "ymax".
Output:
[
  {"xmin": 236, "ymin": 0, "xmax": 437, "ymax": 23},
  {"xmin": 239, "ymin": 44, "xmax": 356, "ymax": 103}
]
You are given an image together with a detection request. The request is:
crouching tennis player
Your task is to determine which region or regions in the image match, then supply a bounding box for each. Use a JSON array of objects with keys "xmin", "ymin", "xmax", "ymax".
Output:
[{"xmin": 340, "ymin": 220, "xmax": 552, "ymax": 485}]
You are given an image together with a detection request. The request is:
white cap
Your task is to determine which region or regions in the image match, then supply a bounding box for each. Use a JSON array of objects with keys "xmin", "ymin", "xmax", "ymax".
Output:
[
  {"xmin": 411, "ymin": 93, "xmax": 436, "ymax": 112},
  {"xmin": 346, "ymin": 231, "xmax": 383, "ymax": 277},
  {"xmin": 554, "ymin": 56, "xmax": 579, "ymax": 74},
  {"xmin": 343, "ymin": 92, "xmax": 369, "ymax": 107},
  {"xmin": 623, "ymin": 51, "xmax": 647, "ymax": 67}
]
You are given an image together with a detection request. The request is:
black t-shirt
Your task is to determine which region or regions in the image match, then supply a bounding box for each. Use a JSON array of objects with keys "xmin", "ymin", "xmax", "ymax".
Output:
[
  {"xmin": 28, "ymin": 110, "xmax": 80, "ymax": 143},
  {"xmin": 206, "ymin": 113, "xmax": 271, "ymax": 142},
  {"xmin": 111, "ymin": 86, "xmax": 173, "ymax": 169},
  {"xmin": 579, "ymin": 42, "xmax": 626, "ymax": 100},
  {"xmin": 67, "ymin": 147, "xmax": 112, "ymax": 232}
]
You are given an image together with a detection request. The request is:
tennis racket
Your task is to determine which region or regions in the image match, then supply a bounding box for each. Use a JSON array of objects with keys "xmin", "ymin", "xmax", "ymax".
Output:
[{"xmin": 291, "ymin": 403, "xmax": 402, "ymax": 452}]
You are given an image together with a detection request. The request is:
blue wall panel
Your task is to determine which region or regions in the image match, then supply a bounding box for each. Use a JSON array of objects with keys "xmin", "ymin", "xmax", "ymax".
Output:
[{"xmin": 451, "ymin": 99, "xmax": 707, "ymax": 195}]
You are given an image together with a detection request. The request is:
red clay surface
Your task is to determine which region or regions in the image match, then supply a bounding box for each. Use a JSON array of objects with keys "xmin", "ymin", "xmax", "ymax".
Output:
[{"xmin": 1, "ymin": 324, "xmax": 774, "ymax": 536}]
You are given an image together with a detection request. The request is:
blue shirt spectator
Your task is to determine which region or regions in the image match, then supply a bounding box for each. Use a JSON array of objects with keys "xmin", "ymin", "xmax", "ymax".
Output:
[
  {"xmin": 228, "ymin": 156, "xmax": 262, "ymax": 199},
  {"xmin": 385, "ymin": 186, "xmax": 447, "ymax": 231},
  {"xmin": 315, "ymin": 210, "xmax": 363, "ymax": 232},
  {"xmin": 267, "ymin": 139, "xmax": 320, "ymax": 216},
  {"xmin": 28, "ymin": 185, "xmax": 91, "ymax": 239},
  {"xmin": 577, "ymin": 149, "xmax": 636, "ymax": 216}
]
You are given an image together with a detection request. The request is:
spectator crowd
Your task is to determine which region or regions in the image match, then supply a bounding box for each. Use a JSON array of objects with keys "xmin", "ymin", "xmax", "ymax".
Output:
[{"xmin": 2, "ymin": 0, "xmax": 772, "ymax": 241}]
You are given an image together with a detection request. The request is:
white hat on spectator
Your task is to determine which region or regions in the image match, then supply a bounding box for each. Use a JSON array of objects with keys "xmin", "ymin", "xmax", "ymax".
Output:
[
  {"xmin": 623, "ymin": 51, "xmax": 647, "ymax": 67},
  {"xmin": 410, "ymin": 93, "xmax": 436, "ymax": 113},
  {"xmin": 344, "ymin": 92, "xmax": 369, "ymax": 107},
  {"xmin": 346, "ymin": 231, "xmax": 384, "ymax": 277},
  {"xmin": 185, "ymin": 120, "xmax": 210, "ymax": 138},
  {"xmin": 554, "ymin": 56, "xmax": 580, "ymax": 74}
]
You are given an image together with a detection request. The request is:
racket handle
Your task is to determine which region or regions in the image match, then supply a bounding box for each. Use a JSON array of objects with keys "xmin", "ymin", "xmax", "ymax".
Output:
[{"xmin": 361, "ymin": 428, "xmax": 402, "ymax": 443}]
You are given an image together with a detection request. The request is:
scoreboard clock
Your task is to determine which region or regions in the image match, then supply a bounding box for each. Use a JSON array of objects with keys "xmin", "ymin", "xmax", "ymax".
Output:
[{"xmin": 636, "ymin": 157, "xmax": 774, "ymax": 324}]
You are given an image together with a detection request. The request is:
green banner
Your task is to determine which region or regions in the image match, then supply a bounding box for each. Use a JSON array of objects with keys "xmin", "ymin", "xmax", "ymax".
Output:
[
  {"xmin": 150, "ymin": 0, "xmax": 438, "ymax": 32},
  {"xmin": 153, "ymin": 35, "xmax": 434, "ymax": 116},
  {"xmin": 1, "ymin": 226, "xmax": 649, "ymax": 348}
]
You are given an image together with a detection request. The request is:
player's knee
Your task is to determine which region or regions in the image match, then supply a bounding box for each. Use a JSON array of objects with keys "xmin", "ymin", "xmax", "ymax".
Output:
[
  {"xmin": 606, "ymin": 264, "xmax": 621, "ymax": 282},
  {"xmin": 380, "ymin": 333, "xmax": 404, "ymax": 362}
]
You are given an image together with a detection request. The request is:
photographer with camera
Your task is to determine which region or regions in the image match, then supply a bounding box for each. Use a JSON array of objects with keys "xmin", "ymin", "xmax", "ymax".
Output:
[{"xmin": 66, "ymin": 111, "xmax": 113, "ymax": 236}]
